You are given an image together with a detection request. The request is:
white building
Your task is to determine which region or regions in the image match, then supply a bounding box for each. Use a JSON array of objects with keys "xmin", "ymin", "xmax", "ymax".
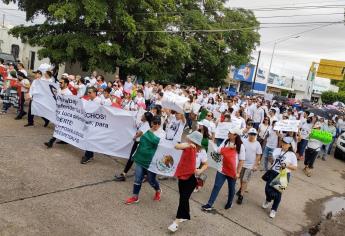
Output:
[{"xmin": 0, "ymin": 26, "xmax": 52, "ymax": 72}]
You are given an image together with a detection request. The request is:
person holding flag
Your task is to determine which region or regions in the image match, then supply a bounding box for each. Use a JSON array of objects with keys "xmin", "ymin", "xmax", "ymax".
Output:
[
  {"xmin": 125, "ymin": 116, "xmax": 165, "ymax": 205},
  {"xmin": 202, "ymin": 127, "xmax": 245, "ymax": 211},
  {"xmin": 168, "ymin": 131, "xmax": 208, "ymax": 233}
]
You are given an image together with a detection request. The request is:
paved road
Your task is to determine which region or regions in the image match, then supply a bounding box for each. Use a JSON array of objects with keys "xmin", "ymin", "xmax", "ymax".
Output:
[{"xmin": 0, "ymin": 111, "xmax": 344, "ymax": 236}]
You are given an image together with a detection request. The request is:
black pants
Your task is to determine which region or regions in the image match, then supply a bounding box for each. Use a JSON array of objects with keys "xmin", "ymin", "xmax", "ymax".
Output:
[
  {"xmin": 145, "ymin": 100, "xmax": 151, "ymax": 110},
  {"xmin": 17, "ymin": 92, "xmax": 25, "ymax": 117},
  {"xmin": 304, "ymin": 148, "xmax": 319, "ymax": 169},
  {"xmin": 123, "ymin": 141, "xmax": 139, "ymax": 174},
  {"xmin": 85, "ymin": 151, "xmax": 94, "ymax": 159},
  {"xmin": 27, "ymin": 99, "xmax": 49, "ymax": 125},
  {"xmin": 176, "ymin": 175, "xmax": 197, "ymax": 220}
]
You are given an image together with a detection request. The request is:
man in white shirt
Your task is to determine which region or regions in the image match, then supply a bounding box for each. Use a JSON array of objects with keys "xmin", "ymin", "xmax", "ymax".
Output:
[
  {"xmin": 253, "ymin": 101, "xmax": 265, "ymax": 130},
  {"xmin": 237, "ymin": 128, "xmax": 262, "ymax": 204},
  {"xmin": 124, "ymin": 76, "xmax": 133, "ymax": 92},
  {"xmin": 165, "ymin": 112, "xmax": 186, "ymax": 144},
  {"xmin": 144, "ymin": 82, "xmax": 152, "ymax": 109},
  {"xmin": 100, "ymin": 87, "xmax": 112, "ymax": 106}
]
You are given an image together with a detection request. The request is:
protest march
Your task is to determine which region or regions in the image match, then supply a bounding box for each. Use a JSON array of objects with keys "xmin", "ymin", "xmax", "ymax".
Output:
[{"xmin": 1, "ymin": 63, "xmax": 345, "ymax": 233}]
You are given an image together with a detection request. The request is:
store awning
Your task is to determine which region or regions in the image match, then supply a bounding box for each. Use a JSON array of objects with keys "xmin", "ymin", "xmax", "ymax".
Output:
[{"xmin": 267, "ymin": 84, "xmax": 294, "ymax": 91}]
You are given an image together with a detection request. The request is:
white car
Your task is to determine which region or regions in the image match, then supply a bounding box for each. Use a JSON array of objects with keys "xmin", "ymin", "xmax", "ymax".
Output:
[{"xmin": 334, "ymin": 133, "xmax": 345, "ymax": 161}]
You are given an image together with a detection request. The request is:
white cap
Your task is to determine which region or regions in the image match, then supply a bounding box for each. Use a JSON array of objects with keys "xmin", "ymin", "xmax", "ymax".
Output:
[
  {"xmin": 282, "ymin": 136, "xmax": 293, "ymax": 144},
  {"xmin": 248, "ymin": 128, "xmax": 258, "ymax": 135},
  {"xmin": 62, "ymin": 73, "xmax": 69, "ymax": 77},
  {"xmin": 228, "ymin": 127, "xmax": 242, "ymax": 136},
  {"xmin": 308, "ymin": 113, "xmax": 314, "ymax": 118},
  {"xmin": 197, "ymin": 119, "xmax": 210, "ymax": 129}
]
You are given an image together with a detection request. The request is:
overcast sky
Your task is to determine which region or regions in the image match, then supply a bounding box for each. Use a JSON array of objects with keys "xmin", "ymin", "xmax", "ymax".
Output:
[
  {"xmin": 226, "ymin": 0, "xmax": 345, "ymax": 80},
  {"xmin": 0, "ymin": 0, "xmax": 344, "ymax": 80}
]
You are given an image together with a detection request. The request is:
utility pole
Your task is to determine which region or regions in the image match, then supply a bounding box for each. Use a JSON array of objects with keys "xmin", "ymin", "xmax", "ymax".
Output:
[{"xmin": 252, "ymin": 50, "xmax": 261, "ymax": 92}]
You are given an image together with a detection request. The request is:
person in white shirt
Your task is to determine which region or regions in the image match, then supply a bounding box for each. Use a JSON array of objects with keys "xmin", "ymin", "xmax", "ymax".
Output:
[
  {"xmin": 215, "ymin": 114, "xmax": 232, "ymax": 146},
  {"xmin": 262, "ymin": 136, "xmax": 297, "ymax": 218},
  {"xmin": 42, "ymin": 71, "xmax": 55, "ymax": 83},
  {"xmin": 297, "ymin": 116, "xmax": 313, "ymax": 160},
  {"xmin": 204, "ymin": 112, "xmax": 216, "ymax": 141},
  {"xmin": 44, "ymin": 78, "xmax": 73, "ymax": 149},
  {"xmin": 100, "ymin": 87, "xmax": 112, "ymax": 106},
  {"xmin": 111, "ymin": 83, "xmax": 123, "ymax": 98},
  {"xmin": 75, "ymin": 77, "xmax": 87, "ymax": 98},
  {"xmin": 14, "ymin": 71, "xmax": 30, "ymax": 120},
  {"xmin": 165, "ymin": 112, "xmax": 186, "ymax": 144},
  {"xmin": 253, "ymin": 101, "xmax": 265, "ymax": 130},
  {"xmin": 237, "ymin": 128, "xmax": 262, "ymax": 205},
  {"xmin": 114, "ymin": 112, "xmax": 153, "ymax": 182},
  {"xmin": 124, "ymin": 76, "xmax": 133, "ymax": 92},
  {"xmin": 17, "ymin": 63, "xmax": 28, "ymax": 77},
  {"xmin": 336, "ymin": 115, "xmax": 345, "ymax": 136},
  {"xmin": 246, "ymin": 99, "xmax": 257, "ymax": 120},
  {"xmin": 144, "ymin": 82, "xmax": 153, "ymax": 109},
  {"xmin": 303, "ymin": 123, "xmax": 323, "ymax": 177},
  {"xmin": 262, "ymin": 121, "xmax": 279, "ymax": 171},
  {"xmin": 320, "ymin": 119, "xmax": 337, "ymax": 160}
]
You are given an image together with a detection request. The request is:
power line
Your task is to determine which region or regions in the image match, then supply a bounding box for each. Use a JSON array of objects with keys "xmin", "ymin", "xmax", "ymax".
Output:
[
  {"xmin": 255, "ymin": 12, "xmax": 344, "ymax": 19},
  {"xmin": 229, "ymin": 0, "xmax": 345, "ymax": 9}
]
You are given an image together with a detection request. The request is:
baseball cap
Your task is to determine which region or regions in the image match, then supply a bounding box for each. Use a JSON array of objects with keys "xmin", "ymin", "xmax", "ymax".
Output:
[
  {"xmin": 308, "ymin": 113, "xmax": 314, "ymax": 118},
  {"xmin": 248, "ymin": 128, "xmax": 258, "ymax": 135},
  {"xmin": 228, "ymin": 127, "xmax": 242, "ymax": 136},
  {"xmin": 282, "ymin": 136, "xmax": 293, "ymax": 144},
  {"xmin": 62, "ymin": 73, "xmax": 69, "ymax": 78}
]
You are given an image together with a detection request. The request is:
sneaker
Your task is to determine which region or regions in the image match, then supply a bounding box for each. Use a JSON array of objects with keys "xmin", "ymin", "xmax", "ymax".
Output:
[
  {"xmin": 201, "ymin": 204, "xmax": 213, "ymax": 211},
  {"xmin": 269, "ymin": 210, "xmax": 276, "ymax": 218},
  {"xmin": 114, "ymin": 174, "xmax": 126, "ymax": 182},
  {"xmin": 44, "ymin": 142, "xmax": 53, "ymax": 148},
  {"xmin": 24, "ymin": 123, "xmax": 34, "ymax": 127},
  {"xmin": 153, "ymin": 190, "xmax": 161, "ymax": 201},
  {"xmin": 125, "ymin": 196, "xmax": 139, "ymax": 205},
  {"xmin": 158, "ymin": 176, "xmax": 169, "ymax": 180},
  {"xmin": 168, "ymin": 222, "xmax": 178, "ymax": 233},
  {"xmin": 43, "ymin": 120, "xmax": 49, "ymax": 127},
  {"xmin": 262, "ymin": 201, "xmax": 270, "ymax": 209},
  {"xmin": 80, "ymin": 156, "xmax": 93, "ymax": 164},
  {"xmin": 237, "ymin": 195, "xmax": 243, "ymax": 205},
  {"xmin": 177, "ymin": 219, "xmax": 188, "ymax": 223},
  {"xmin": 224, "ymin": 202, "xmax": 232, "ymax": 210},
  {"xmin": 236, "ymin": 189, "xmax": 241, "ymax": 196}
]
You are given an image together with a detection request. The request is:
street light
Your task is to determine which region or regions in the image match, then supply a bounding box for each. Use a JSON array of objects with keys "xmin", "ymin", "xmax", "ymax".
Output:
[{"xmin": 265, "ymin": 36, "xmax": 300, "ymax": 90}]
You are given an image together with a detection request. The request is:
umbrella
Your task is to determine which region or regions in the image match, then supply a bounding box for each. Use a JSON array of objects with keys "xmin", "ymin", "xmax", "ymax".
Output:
[
  {"xmin": 307, "ymin": 108, "xmax": 331, "ymax": 119},
  {"xmin": 326, "ymin": 109, "xmax": 344, "ymax": 117},
  {"xmin": 273, "ymin": 95, "xmax": 288, "ymax": 102},
  {"xmin": 333, "ymin": 101, "xmax": 345, "ymax": 107}
]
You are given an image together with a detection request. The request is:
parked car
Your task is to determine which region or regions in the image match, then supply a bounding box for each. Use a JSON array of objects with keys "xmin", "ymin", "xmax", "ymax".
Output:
[
  {"xmin": 334, "ymin": 133, "xmax": 345, "ymax": 161},
  {"xmin": 0, "ymin": 52, "xmax": 16, "ymax": 65}
]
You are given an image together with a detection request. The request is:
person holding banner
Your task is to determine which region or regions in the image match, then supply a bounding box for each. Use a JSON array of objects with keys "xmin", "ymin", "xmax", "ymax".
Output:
[
  {"xmin": 14, "ymin": 71, "xmax": 30, "ymax": 120},
  {"xmin": 262, "ymin": 136, "xmax": 297, "ymax": 218},
  {"xmin": 114, "ymin": 112, "xmax": 153, "ymax": 182},
  {"xmin": 125, "ymin": 116, "xmax": 164, "ymax": 205},
  {"xmin": 201, "ymin": 127, "xmax": 245, "ymax": 211},
  {"xmin": 168, "ymin": 131, "xmax": 207, "ymax": 233},
  {"xmin": 44, "ymin": 78, "xmax": 74, "ymax": 149}
]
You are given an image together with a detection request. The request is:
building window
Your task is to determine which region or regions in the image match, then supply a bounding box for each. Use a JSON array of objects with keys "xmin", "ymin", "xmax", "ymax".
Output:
[
  {"xmin": 11, "ymin": 44, "xmax": 20, "ymax": 59},
  {"xmin": 29, "ymin": 51, "xmax": 35, "ymax": 70}
]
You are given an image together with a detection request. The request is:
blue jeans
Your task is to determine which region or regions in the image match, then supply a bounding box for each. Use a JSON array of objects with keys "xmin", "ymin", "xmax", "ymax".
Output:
[
  {"xmin": 133, "ymin": 164, "xmax": 160, "ymax": 196},
  {"xmin": 207, "ymin": 171, "xmax": 236, "ymax": 207},
  {"xmin": 215, "ymin": 138, "xmax": 224, "ymax": 147},
  {"xmin": 265, "ymin": 172, "xmax": 291, "ymax": 211},
  {"xmin": 297, "ymin": 139, "xmax": 309, "ymax": 156},
  {"xmin": 262, "ymin": 146, "xmax": 274, "ymax": 171},
  {"xmin": 184, "ymin": 113, "xmax": 192, "ymax": 129},
  {"xmin": 253, "ymin": 122, "xmax": 260, "ymax": 130}
]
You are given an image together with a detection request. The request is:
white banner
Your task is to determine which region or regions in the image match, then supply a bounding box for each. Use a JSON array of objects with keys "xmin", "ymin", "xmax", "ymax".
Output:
[
  {"xmin": 32, "ymin": 80, "xmax": 137, "ymax": 158},
  {"xmin": 31, "ymin": 80, "xmax": 58, "ymax": 123},
  {"xmin": 274, "ymin": 120, "xmax": 300, "ymax": 132},
  {"xmin": 161, "ymin": 93, "xmax": 188, "ymax": 113}
]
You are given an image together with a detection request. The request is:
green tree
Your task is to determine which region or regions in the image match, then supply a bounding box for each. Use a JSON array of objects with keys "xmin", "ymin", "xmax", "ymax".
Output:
[{"xmin": 3, "ymin": 0, "xmax": 260, "ymax": 87}]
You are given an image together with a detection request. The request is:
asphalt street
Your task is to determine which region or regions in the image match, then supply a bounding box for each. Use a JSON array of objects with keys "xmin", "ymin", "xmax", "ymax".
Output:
[{"xmin": 0, "ymin": 111, "xmax": 344, "ymax": 236}]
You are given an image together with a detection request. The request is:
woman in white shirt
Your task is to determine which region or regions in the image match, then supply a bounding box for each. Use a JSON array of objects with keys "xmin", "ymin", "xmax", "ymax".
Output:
[
  {"xmin": 303, "ymin": 123, "xmax": 323, "ymax": 177},
  {"xmin": 75, "ymin": 77, "xmax": 87, "ymax": 98},
  {"xmin": 114, "ymin": 112, "xmax": 153, "ymax": 181},
  {"xmin": 262, "ymin": 136, "xmax": 297, "ymax": 218},
  {"xmin": 261, "ymin": 121, "xmax": 279, "ymax": 171}
]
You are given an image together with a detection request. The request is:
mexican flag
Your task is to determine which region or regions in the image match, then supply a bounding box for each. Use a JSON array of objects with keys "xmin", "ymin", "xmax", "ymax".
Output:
[
  {"xmin": 133, "ymin": 131, "xmax": 197, "ymax": 177},
  {"xmin": 207, "ymin": 141, "xmax": 238, "ymax": 178}
]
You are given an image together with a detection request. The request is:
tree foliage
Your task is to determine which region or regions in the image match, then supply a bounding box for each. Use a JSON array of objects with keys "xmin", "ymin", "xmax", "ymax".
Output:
[
  {"xmin": 3, "ymin": 0, "xmax": 260, "ymax": 87},
  {"xmin": 321, "ymin": 91, "xmax": 345, "ymax": 104}
]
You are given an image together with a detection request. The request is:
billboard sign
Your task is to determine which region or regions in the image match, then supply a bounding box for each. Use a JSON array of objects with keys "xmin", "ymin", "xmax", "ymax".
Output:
[
  {"xmin": 317, "ymin": 59, "xmax": 345, "ymax": 81},
  {"xmin": 233, "ymin": 64, "xmax": 255, "ymax": 82}
]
